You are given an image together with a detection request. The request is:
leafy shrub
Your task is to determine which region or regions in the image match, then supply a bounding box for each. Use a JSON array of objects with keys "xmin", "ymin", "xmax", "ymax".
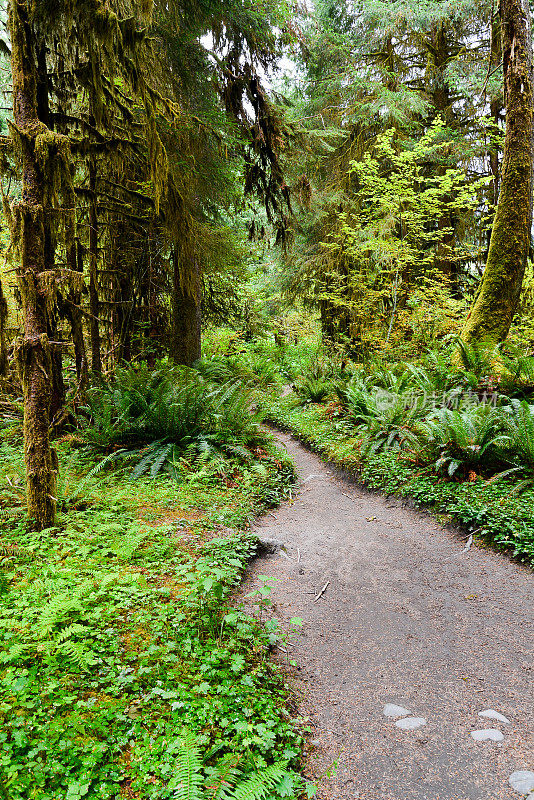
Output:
[
  {"xmin": 80, "ymin": 364, "xmax": 263, "ymax": 479},
  {"xmin": 296, "ymin": 377, "xmax": 333, "ymax": 404},
  {"xmin": 410, "ymin": 403, "xmax": 507, "ymax": 477}
]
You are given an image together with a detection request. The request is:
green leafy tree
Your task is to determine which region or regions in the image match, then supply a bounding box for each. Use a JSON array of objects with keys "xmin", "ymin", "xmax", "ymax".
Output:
[{"xmin": 317, "ymin": 120, "xmax": 489, "ymax": 349}]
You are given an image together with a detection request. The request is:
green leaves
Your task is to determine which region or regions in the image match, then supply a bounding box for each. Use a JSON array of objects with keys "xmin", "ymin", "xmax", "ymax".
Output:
[
  {"xmin": 0, "ymin": 422, "xmax": 304, "ymax": 799},
  {"xmin": 340, "ymin": 118, "xmax": 487, "ymax": 284},
  {"xmin": 80, "ymin": 364, "xmax": 266, "ymax": 482}
]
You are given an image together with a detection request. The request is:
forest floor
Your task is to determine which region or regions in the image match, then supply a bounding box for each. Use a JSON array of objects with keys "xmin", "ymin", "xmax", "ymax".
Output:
[{"xmin": 247, "ymin": 429, "xmax": 534, "ymax": 800}]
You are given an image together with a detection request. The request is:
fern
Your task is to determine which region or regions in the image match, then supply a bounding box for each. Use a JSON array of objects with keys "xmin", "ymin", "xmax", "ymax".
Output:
[
  {"xmin": 79, "ymin": 365, "xmax": 265, "ymax": 482},
  {"xmin": 296, "ymin": 377, "xmax": 332, "ymax": 404},
  {"xmin": 65, "ymin": 449, "xmax": 126, "ymax": 505},
  {"xmin": 455, "ymin": 338, "xmax": 494, "ymax": 378},
  {"xmin": 55, "ymin": 623, "xmax": 88, "ymax": 643},
  {"xmin": 171, "ymin": 732, "xmax": 204, "ymax": 800},
  {"xmin": 170, "ymin": 733, "xmax": 298, "ymax": 800},
  {"xmin": 0, "ymin": 539, "xmax": 31, "ymax": 562},
  {"xmin": 150, "ymin": 442, "xmax": 174, "ymax": 477},
  {"xmin": 230, "ymin": 763, "xmax": 287, "ymax": 800},
  {"xmin": 130, "ymin": 440, "xmax": 168, "ymax": 480},
  {"xmin": 205, "ymin": 755, "xmax": 242, "ymax": 800},
  {"xmin": 56, "ymin": 638, "xmax": 97, "ymax": 670},
  {"xmin": 414, "ymin": 404, "xmax": 508, "ymax": 477}
]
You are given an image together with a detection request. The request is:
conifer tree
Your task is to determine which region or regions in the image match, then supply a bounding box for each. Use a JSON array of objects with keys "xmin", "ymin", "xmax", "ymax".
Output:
[{"xmin": 4, "ymin": 0, "xmax": 160, "ymax": 528}]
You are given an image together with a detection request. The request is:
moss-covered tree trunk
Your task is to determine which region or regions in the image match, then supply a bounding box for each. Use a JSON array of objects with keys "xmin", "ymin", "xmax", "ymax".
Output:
[
  {"xmin": 64, "ymin": 233, "xmax": 88, "ymax": 398},
  {"xmin": 9, "ymin": 1, "xmax": 58, "ymax": 528},
  {"xmin": 0, "ymin": 280, "xmax": 7, "ymax": 377},
  {"xmin": 171, "ymin": 248, "xmax": 201, "ymax": 366},
  {"xmin": 461, "ymin": 0, "xmax": 534, "ymax": 344},
  {"xmin": 88, "ymin": 155, "xmax": 102, "ymax": 374}
]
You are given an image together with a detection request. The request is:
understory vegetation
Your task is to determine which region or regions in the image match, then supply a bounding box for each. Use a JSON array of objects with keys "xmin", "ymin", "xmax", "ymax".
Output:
[{"xmin": 0, "ymin": 365, "xmax": 311, "ymax": 799}]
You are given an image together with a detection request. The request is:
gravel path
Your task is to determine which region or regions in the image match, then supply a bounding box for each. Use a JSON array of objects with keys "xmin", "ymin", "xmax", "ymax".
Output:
[{"xmin": 249, "ymin": 430, "xmax": 534, "ymax": 800}]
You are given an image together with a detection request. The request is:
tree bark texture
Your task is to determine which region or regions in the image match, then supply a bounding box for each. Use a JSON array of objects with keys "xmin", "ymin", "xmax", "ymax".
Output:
[
  {"xmin": 461, "ymin": 0, "xmax": 534, "ymax": 344},
  {"xmin": 0, "ymin": 280, "xmax": 7, "ymax": 376},
  {"xmin": 88, "ymin": 155, "xmax": 102, "ymax": 374},
  {"xmin": 171, "ymin": 249, "xmax": 201, "ymax": 366},
  {"xmin": 9, "ymin": 1, "xmax": 58, "ymax": 528}
]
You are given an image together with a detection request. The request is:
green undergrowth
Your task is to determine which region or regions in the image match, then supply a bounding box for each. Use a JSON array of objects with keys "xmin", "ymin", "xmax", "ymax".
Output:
[
  {"xmin": 0, "ymin": 428, "xmax": 311, "ymax": 799},
  {"xmin": 265, "ymin": 395, "xmax": 534, "ymax": 566}
]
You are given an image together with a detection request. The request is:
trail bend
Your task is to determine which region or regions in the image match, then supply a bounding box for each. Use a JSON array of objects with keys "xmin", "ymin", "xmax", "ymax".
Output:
[{"xmin": 249, "ymin": 430, "xmax": 534, "ymax": 800}]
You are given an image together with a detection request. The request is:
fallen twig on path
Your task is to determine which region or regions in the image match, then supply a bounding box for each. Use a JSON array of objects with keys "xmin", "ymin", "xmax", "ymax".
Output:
[
  {"xmin": 444, "ymin": 533, "xmax": 475, "ymax": 560},
  {"xmin": 314, "ymin": 581, "xmax": 330, "ymax": 602},
  {"xmin": 460, "ymin": 534, "xmax": 473, "ymax": 554}
]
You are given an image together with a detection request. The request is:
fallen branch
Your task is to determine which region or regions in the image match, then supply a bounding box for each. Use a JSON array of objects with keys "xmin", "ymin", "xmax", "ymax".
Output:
[{"xmin": 314, "ymin": 581, "xmax": 330, "ymax": 602}]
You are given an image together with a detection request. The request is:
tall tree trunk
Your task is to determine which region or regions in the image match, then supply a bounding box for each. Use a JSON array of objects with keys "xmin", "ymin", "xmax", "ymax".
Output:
[
  {"xmin": 489, "ymin": 14, "xmax": 504, "ymax": 209},
  {"xmin": 170, "ymin": 248, "xmax": 201, "ymax": 366},
  {"xmin": 0, "ymin": 280, "xmax": 7, "ymax": 377},
  {"xmin": 64, "ymin": 233, "xmax": 88, "ymax": 398},
  {"xmin": 319, "ymin": 297, "xmax": 336, "ymax": 344},
  {"xmin": 9, "ymin": 1, "xmax": 58, "ymax": 529},
  {"xmin": 36, "ymin": 37, "xmax": 65, "ymax": 426},
  {"xmin": 461, "ymin": 0, "xmax": 534, "ymax": 344},
  {"xmin": 88, "ymin": 155, "xmax": 102, "ymax": 374}
]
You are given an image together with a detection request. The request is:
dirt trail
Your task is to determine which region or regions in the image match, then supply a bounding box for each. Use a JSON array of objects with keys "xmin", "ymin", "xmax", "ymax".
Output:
[{"xmin": 249, "ymin": 430, "xmax": 534, "ymax": 800}]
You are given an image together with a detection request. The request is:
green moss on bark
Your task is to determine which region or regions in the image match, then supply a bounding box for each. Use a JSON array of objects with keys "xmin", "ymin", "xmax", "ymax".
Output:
[{"xmin": 462, "ymin": 0, "xmax": 534, "ymax": 345}]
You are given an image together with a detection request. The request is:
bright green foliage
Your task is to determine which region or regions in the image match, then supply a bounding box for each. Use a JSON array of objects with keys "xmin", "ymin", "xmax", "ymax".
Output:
[
  {"xmin": 319, "ymin": 120, "xmax": 490, "ymax": 346},
  {"xmin": 80, "ymin": 364, "xmax": 263, "ymax": 478},
  {"xmin": 343, "ymin": 119, "xmax": 488, "ymax": 272},
  {"xmin": 413, "ymin": 404, "xmax": 507, "ymax": 477},
  {"xmin": 0, "ymin": 426, "xmax": 303, "ymax": 798}
]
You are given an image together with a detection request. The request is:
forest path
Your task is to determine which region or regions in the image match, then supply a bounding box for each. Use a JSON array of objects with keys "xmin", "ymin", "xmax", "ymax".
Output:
[{"xmin": 247, "ymin": 430, "xmax": 534, "ymax": 800}]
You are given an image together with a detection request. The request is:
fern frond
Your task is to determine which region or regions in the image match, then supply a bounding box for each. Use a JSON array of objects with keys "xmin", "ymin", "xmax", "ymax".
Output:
[
  {"xmin": 171, "ymin": 731, "xmax": 204, "ymax": 800},
  {"xmin": 56, "ymin": 623, "xmax": 88, "ymax": 643},
  {"xmin": 150, "ymin": 443, "xmax": 174, "ymax": 478},
  {"xmin": 130, "ymin": 441, "xmax": 166, "ymax": 480},
  {"xmin": 205, "ymin": 755, "xmax": 242, "ymax": 800},
  {"xmin": 0, "ymin": 539, "xmax": 32, "ymax": 562},
  {"xmin": 67, "ymin": 449, "xmax": 126, "ymax": 504},
  {"xmin": 57, "ymin": 639, "xmax": 97, "ymax": 670},
  {"xmin": 230, "ymin": 763, "xmax": 287, "ymax": 800}
]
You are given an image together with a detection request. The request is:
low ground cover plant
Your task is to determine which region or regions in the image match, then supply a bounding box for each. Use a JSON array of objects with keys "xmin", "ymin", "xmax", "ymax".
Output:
[{"xmin": 0, "ymin": 367, "xmax": 308, "ymax": 799}]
